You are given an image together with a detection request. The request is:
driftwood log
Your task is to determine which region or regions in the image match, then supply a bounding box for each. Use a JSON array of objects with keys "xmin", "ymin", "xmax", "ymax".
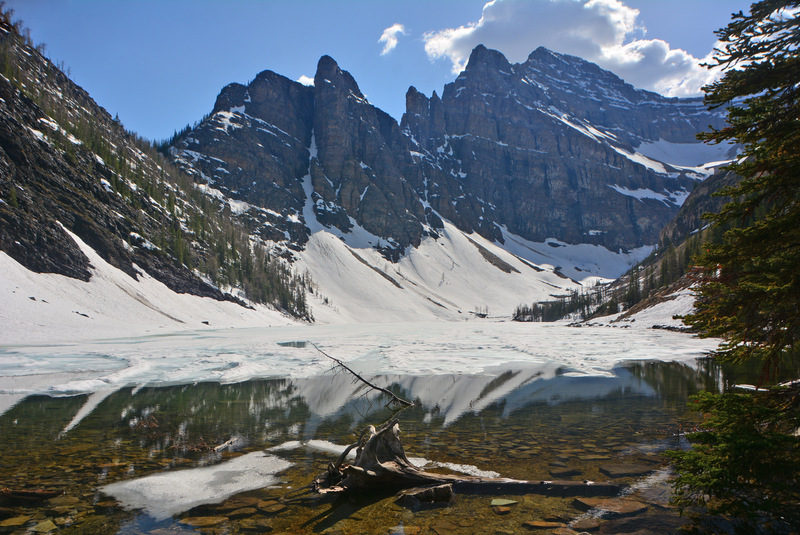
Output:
[
  {"xmin": 313, "ymin": 419, "xmax": 622, "ymax": 499},
  {"xmin": 0, "ymin": 487, "xmax": 62, "ymax": 505}
]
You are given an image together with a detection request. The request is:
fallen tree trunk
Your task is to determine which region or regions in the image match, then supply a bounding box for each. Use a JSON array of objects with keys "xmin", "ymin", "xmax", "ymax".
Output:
[
  {"xmin": 312, "ymin": 419, "xmax": 622, "ymax": 498},
  {"xmin": 0, "ymin": 487, "xmax": 62, "ymax": 504}
]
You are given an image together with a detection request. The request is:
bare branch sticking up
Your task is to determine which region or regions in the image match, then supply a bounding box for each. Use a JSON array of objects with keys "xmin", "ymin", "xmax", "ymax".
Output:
[{"xmin": 310, "ymin": 343, "xmax": 414, "ymax": 407}]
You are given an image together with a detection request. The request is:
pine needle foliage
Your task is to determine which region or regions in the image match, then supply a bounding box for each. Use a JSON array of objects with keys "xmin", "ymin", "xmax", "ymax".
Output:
[
  {"xmin": 667, "ymin": 386, "xmax": 800, "ymax": 533},
  {"xmin": 670, "ymin": 3, "xmax": 800, "ymax": 533},
  {"xmin": 683, "ymin": 0, "xmax": 800, "ymax": 372}
]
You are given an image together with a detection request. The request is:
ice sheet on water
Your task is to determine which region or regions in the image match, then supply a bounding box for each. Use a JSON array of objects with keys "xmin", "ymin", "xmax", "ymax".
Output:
[
  {"xmin": 100, "ymin": 452, "xmax": 291, "ymax": 520},
  {"xmin": 0, "ymin": 322, "xmax": 719, "ymax": 418}
]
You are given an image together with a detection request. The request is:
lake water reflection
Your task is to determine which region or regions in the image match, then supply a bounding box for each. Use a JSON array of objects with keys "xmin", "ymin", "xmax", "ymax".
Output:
[{"xmin": 0, "ymin": 357, "xmax": 750, "ymax": 534}]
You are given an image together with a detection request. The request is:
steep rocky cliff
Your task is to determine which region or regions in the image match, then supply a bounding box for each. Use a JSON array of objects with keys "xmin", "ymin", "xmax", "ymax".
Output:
[
  {"xmin": 171, "ymin": 55, "xmax": 443, "ymax": 260},
  {"xmin": 172, "ymin": 45, "xmax": 732, "ymax": 261},
  {"xmin": 401, "ymin": 45, "xmax": 732, "ymax": 250}
]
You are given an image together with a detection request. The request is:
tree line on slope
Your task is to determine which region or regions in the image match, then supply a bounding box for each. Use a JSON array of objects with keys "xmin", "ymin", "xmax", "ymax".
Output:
[
  {"xmin": 0, "ymin": 4, "xmax": 312, "ymax": 319},
  {"xmin": 510, "ymin": 233, "xmax": 711, "ymax": 324}
]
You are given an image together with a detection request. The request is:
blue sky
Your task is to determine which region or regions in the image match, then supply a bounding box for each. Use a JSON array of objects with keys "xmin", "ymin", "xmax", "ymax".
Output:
[{"xmin": 7, "ymin": 0, "xmax": 749, "ymax": 142}]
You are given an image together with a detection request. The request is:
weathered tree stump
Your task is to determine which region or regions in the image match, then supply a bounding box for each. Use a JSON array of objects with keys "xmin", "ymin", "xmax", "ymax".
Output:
[{"xmin": 312, "ymin": 419, "xmax": 622, "ymax": 498}]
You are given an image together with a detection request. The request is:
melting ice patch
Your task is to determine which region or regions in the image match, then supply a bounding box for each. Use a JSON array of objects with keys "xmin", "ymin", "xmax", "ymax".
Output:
[
  {"xmin": 100, "ymin": 452, "xmax": 291, "ymax": 520},
  {"xmin": 0, "ymin": 321, "xmax": 719, "ymax": 419}
]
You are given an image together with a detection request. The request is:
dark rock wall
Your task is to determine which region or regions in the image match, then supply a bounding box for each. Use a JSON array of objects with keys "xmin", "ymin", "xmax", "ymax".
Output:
[{"xmin": 173, "ymin": 45, "xmax": 729, "ymax": 257}]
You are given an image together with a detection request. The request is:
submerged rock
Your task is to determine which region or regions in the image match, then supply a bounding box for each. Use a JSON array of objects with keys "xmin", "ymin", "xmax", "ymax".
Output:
[
  {"xmin": 550, "ymin": 467, "xmax": 583, "ymax": 478},
  {"xmin": 180, "ymin": 516, "xmax": 228, "ymax": 527},
  {"xmin": 571, "ymin": 516, "xmax": 602, "ymax": 530},
  {"xmin": 598, "ymin": 463, "xmax": 655, "ymax": 478},
  {"xmin": 258, "ymin": 500, "xmax": 287, "ymax": 514},
  {"xmin": 227, "ymin": 506, "xmax": 257, "ymax": 518},
  {"xmin": 217, "ymin": 496, "xmax": 261, "ymax": 511},
  {"xmin": 47, "ymin": 495, "xmax": 80, "ymax": 507},
  {"xmin": 31, "ymin": 519, "xmax": 58, "ymax": 533},
  {"xmin": 430, "ymin": 520, "xmax": 459, "ymax": 534},
  {"xmin": 522, "ymin": 519, "xmax": 565, "ymax": 529},
  {"xmin": 0, "ymin": 515, "xmax": 31, "ymax": 527},
  {"xmin": 573, "ymin": 497, "xmax": 647, "ymax": 517}
]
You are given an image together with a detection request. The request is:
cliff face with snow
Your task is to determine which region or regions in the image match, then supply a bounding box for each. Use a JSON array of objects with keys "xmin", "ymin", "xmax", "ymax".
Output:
[
  {"xmin": 171, "ymin": 45, "xmax": 732, "ymax": 261},
  {"xmin": 402, "ymin": 46, "xmax": 734, "ymax": 249}
]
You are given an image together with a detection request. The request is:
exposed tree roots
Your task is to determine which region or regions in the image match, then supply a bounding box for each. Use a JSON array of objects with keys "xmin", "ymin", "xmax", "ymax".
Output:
[{"xmin": 312, "ymin": 419, "xmax": 622, "ymax": 499}]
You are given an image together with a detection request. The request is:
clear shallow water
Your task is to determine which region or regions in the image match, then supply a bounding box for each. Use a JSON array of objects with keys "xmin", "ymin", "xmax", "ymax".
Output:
[
  {"xmin": 0, "ymin": 354, "xmax": 743, "ymax": 535},
  {"xmin": 5, "ymin": 322, "xmax": 787, "ymax": 534}
]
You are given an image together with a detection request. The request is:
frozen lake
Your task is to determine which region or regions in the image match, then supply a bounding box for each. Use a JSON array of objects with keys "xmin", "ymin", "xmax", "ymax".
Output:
[
  {"xmin": 0, "ymin": 321, "xmax": 726, "ymax": 533},
  {"xmin": 0, "ymin": 321, "xmax": 718, "ymax": 415}
]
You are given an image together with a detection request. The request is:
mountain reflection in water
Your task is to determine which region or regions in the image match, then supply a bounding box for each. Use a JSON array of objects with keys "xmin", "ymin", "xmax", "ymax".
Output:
[{"xmin": 0, "ymin": 358, "xmax": 750, "ymax": 533}]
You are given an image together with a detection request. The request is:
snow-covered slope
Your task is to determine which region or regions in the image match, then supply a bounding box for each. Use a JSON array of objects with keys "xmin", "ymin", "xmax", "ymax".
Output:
[
  {"xmin": 588, "ymin": 287, "xmax": 697, "ymax": 331},
  {"xmin": 297, "ymin": 221, "xmax": 651, "ymax": 323},
  {"xmin": 0, "ymin": 231, "xmax": 294, "ymax": 346},
  {"xmin": 0, "ymin": 210, "xmax": 654, "ymax": 342}
]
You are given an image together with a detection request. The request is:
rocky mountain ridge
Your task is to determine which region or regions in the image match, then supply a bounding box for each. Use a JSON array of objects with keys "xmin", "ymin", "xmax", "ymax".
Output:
[
  {"xmin": 170, "ymin": 45, "xmax": 733, "ymax": 262},
  {"xmin": 0, "ymin": 15, "xmax": 312, "ymax": 318}
]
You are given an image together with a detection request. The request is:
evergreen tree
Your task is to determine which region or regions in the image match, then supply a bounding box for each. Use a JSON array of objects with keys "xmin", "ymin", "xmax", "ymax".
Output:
[
  {"xmin": 671, "ymin": 2, "xmax": 800, "ymax": 532},
  {"xmin": 683, "ymin": 0, "xmax": 800, "ymax": 371}
]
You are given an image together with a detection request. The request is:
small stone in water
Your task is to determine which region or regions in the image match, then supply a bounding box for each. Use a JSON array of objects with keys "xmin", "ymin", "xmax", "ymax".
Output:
[
  {"xmin": 31, "ymin": 519, "xmax": 58, "ymax": 533},
  {"xmin": 218, "ymin": 496, "xmax": 261, "ymax": 510},
  {"xmin": 389, "ymin": 526, "xmax": 421, "ymax": 535},
  {"xmin": 490, "ymin": 499, "xmax": 518, "ymax": 506},
  {"xmin": 577, "ymin": 455, "xmax": 611, "ymax": 461},
  {"xmin": 228, "ymin": 506, "xmax": 257, "ymax": 518},
  {"xmin": 259, "ymin": 501, "xmax": 287, "ymax": 514},
  {"xmin": 50, "ymin": 505, "xmax": 74, "ymax": 515},
  {"xmin": 571, "ymin": 517, "xmax": 602, "ymax": 530},
  {"xmin": 430, "ymin": 520, "xmax": 459, "ymax": 534},
  {"xmin": 48, "ymin": 496, "xmax": 80, "ymax": 507},
  {"xmin": 0, "ymin": 516, "xmax": 31, "ymax": 527},
  {"xmin": 550, "ymin": 468, "xmax": 583, "ymax": 478},
  {"xmin": 573, "ymin": 497, "xmax": 647, "ymax": 517},
  {"xmin": 239, "ymin": 517, "xmax": 273, "ymax": 531},
  {"xmin": 598, "ymin": 463, "xmax": 654, "ymax": 478},
  {"xmin": 180, "ymin": 516, "xmax": 228, "ymax": 527},
  {"xmin": 522, "ymin": 520, "xmax": 565, "ymax": 529}
]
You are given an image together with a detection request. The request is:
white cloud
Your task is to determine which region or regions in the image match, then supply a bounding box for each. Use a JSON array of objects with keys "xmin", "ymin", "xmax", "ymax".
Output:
[
  {"xmin": 379, "ymin": 23, "xmax": 407, "ymax": 56},
  {"xmin": 297, "ymin": 75, "xmax": 314, "ymax": 86},
  {"xmin": 422, "ymin": 0, "xmax": 721, "ymax": 96}
]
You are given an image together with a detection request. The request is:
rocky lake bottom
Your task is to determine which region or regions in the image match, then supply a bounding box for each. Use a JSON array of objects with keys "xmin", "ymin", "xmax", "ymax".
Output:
[{"xmin": 0, "ymin": 355, "xmax": 765, "ymax": 535}]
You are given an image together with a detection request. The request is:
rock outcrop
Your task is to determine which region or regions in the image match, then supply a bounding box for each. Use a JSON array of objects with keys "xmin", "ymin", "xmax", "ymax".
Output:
[
  {"xmin": 401, "ymin": 45, "xmax": 731, "ymax": 250},
  {"xmin": 172, "ymin": 45, "xmax": 730, "ymax": 259}
]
